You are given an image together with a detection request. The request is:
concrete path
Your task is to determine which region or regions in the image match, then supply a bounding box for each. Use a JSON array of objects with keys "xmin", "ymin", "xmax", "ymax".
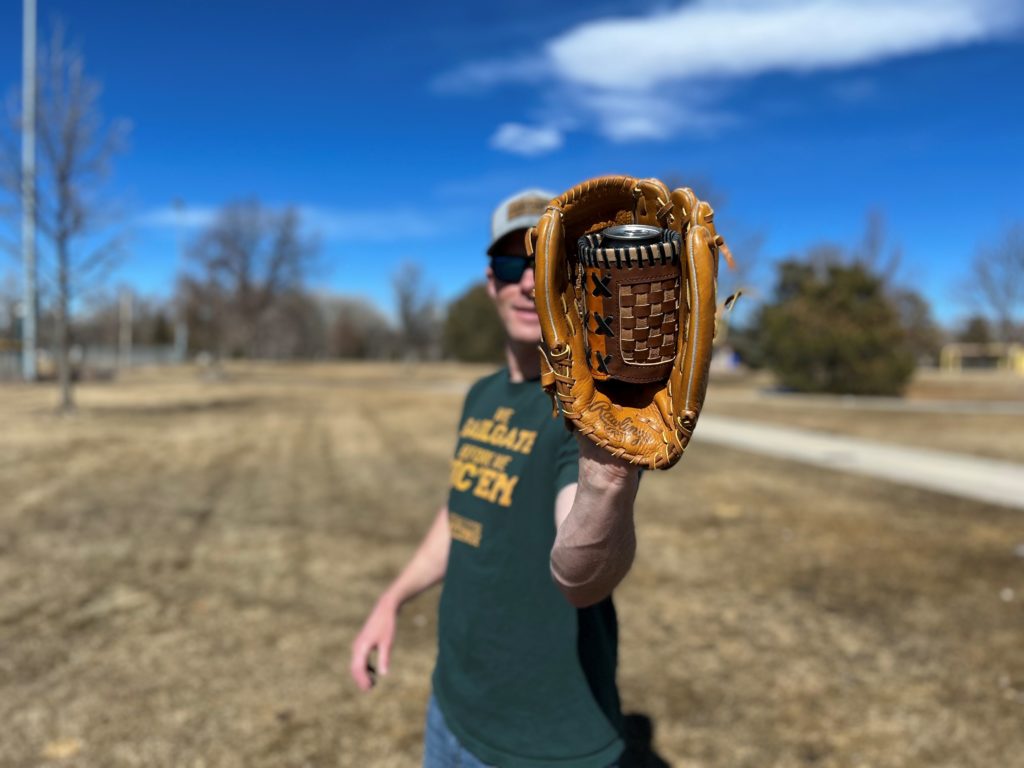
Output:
[
  {"xmin": 697, "ymin": 415, "xmax": 1024, "ymax": 511},
  {"xmin": 736, "ymin": 393, "xmax": 1024, "ymax": 416}
]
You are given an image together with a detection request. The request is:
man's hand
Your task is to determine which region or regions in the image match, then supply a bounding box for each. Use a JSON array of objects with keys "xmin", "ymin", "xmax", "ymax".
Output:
[
  {"xmin": 348, "ymin": 505, "xmax": 450, "ymax": 691},
  {"xmin": 349, "ymin": 595, "xmax": 399, "ymax": 692}
]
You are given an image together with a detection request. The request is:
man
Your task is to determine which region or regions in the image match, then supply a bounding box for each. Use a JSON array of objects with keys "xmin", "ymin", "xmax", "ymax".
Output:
[{"xmin": 350, "ymin": 189, "xmax": 642, "ymax": 767}]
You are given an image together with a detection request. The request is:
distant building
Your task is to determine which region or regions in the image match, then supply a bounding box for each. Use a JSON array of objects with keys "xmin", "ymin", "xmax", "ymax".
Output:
[
  {"xmin": 939, "ymin": 342, "xmax": 1024, "ymax": 374},
  {"xmin": 710, "ymin": 344, "xmax": 741, "ymax": 373}
]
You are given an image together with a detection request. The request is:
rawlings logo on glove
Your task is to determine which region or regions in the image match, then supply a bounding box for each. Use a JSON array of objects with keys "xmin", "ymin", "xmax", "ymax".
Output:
[{"xmin": 529, "ymin": 175, "xmax": 731, "ymax": 470}]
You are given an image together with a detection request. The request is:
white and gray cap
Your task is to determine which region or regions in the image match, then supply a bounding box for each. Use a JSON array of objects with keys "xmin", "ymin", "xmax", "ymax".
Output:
[{"xmin": 487, "ymin": 188, "xmax": 555, "ymax": 256}]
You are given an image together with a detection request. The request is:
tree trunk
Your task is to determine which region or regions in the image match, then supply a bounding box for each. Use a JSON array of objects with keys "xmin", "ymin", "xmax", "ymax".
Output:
[{"xmin": 57, "ymin": 239, "xmax": 74, "ymax": 412}]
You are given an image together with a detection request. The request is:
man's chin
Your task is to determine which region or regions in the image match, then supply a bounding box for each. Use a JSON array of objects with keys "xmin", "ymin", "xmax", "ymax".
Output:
[{"xmin": 508, "ymin": 325, "xmax": 543, "ymax": 346}]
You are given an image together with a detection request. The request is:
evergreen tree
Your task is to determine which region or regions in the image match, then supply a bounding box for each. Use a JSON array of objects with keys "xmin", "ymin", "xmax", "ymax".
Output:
[
  {"xmin": 443, "ymin": 283, "xmax": 505, "ymax": 363},
  {"xmin": 757, "ymin": 259, "xmax": 915, "ymax": 395}
]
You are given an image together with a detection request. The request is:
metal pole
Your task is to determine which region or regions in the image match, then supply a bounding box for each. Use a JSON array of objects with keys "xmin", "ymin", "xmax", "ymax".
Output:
[
  {"xmin": 20, "ymin": 0, "xmax": 37, "ymax": 381},
  {"xmin": 173, "ymin": 199, "xmax": 189, "ymax": 362},
  {"xmin": 118, "ymin": 286, "xmax": 133, "ymax": 370}
]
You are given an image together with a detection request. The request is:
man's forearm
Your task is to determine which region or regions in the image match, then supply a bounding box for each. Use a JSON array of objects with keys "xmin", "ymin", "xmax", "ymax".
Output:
[
  {"xmin": 381, "ymin": 505, "xmax": 450, "ymax": 609},
  {"xmin": 550, "ymin": 459, "xmax": 640, "ymax": 608}
]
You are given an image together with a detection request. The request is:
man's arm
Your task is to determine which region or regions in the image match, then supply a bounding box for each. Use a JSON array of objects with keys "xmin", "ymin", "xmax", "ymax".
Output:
[
  {"xmin": 349, "ymin": 504, "xmax": 450, "ymax": 691},
  {"xmin": 551, "ymin": 435, "xmax": 641, "ymax": 608}
]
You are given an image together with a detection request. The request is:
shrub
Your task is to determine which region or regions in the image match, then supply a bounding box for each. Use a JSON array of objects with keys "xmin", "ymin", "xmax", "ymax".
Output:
[
  {"xmin": 757, "ymin": 259, "xmax": 915, "ymax": 395},
  {"xmin": 443, "ymin": 283, "xmax": 505, "ymax": 363}
]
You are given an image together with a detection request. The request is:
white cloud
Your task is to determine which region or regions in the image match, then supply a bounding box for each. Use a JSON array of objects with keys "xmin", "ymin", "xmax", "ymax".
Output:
[
  {"xmin": 544, "ymin": 0, "xmax": 1017, "ymax": 89},
  {"xmin": 136, "ymin": 205, "xmax": 218, "ymax": 229},
  {"xmin": 438, "ymin": 0, "xmax": 1023, "ymax": 145},
  {"xmin": 489, "ymin": 123, "xmax": 565, "ymax": 156},
  {"xmin": 137, "ymin": 204, "xmax": 444, "ymax": 242},
  {"xmin": 571, "ymin": 88, "xmax": 731, "ymax": 142},
  {"xmin": 296, "ymin": 206, "xmax": 442, "ymax": 241},
  {"xmin": 432, "ymin": 55, "xmax": 546, "ymax": 93}
]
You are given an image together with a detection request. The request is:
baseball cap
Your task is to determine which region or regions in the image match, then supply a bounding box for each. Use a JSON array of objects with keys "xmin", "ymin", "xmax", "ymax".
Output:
[{"xmin": 487, "ymin": 188, "xmax": 555, "ymax": 256}]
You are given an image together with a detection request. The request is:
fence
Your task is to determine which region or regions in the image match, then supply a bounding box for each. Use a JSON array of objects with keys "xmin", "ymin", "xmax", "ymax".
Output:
[
  {"xmin": 0, "ymin": 344, "xmax": 185, "ymax": 381},
  {"xmin": 0, "ymin": 351, "xmax": 19, "ymax": 380}
]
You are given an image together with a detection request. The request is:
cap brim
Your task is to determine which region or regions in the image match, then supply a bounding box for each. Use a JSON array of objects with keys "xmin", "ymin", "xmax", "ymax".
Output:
[{"xmin": 487, "ymin": 220, "xmax": 535, "ymax": 256}]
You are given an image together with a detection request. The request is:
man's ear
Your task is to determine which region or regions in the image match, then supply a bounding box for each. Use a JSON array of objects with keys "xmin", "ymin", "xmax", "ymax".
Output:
[{"xmin": 485, "ymin": 266, "xmax": 498, "ymax": 301}]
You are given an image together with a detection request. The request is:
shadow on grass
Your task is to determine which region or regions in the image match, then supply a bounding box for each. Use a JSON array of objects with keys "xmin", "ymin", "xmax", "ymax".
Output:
[{"xmin": 622, "ymin": 713, "xmax": 671, "ymax": 767}]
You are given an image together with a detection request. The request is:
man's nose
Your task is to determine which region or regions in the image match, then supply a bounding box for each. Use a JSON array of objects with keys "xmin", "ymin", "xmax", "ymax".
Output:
[{"xmin": 520, "ymin": 264, "xmax": 536, "ymax": 293}]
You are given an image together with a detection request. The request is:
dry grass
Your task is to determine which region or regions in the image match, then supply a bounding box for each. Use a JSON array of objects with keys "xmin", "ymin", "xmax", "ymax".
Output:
[{"xmin": 1, "ymin": 364, "xmax": 1023, "ymax": 767}]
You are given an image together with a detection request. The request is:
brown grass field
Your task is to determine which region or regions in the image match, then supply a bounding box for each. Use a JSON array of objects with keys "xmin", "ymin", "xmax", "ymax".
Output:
[{"xmin": 2, "ymin": 363, "xmax": 1023, "ymax": 767}]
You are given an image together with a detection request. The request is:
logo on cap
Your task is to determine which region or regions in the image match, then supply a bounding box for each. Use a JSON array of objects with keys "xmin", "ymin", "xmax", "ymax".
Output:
[{"xmin": 506, "ymin": 197, "xmax": 548, "ymax": 220}]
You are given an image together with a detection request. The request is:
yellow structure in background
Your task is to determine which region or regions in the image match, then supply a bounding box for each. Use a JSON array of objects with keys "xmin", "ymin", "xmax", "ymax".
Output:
[{"xmin": 940, "ymin": 342, "xmax": 1024, "ymax": 374}]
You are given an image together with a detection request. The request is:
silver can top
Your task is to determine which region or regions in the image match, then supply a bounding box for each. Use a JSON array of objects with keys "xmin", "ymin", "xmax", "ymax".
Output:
[{"xmin": 601, "ymin": 224, "xmax": 663, "ymax": 246}]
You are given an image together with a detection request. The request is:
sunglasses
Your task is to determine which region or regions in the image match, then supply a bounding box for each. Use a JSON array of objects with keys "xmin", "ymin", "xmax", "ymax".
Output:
[{"xmin": 491, "ymin": 255, "xmax": 535, "ymax": 284}]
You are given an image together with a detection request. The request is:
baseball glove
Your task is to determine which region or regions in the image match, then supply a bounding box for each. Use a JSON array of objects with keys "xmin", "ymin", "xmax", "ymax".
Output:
[{"xmin": 530, "ymin": 175, "xmax": 731, "ymax": 470}]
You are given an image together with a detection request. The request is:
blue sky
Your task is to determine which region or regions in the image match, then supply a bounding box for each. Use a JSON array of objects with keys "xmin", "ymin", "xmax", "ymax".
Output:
[{"xmin": 0, "ymin": 0, "xmax": 1022, "ymax": 326}]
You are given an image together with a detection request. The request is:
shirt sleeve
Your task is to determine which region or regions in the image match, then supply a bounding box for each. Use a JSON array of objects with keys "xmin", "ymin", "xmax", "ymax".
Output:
[{"xmin": 554, "ymin": 427, "xmax": 580, "ymax": 492}]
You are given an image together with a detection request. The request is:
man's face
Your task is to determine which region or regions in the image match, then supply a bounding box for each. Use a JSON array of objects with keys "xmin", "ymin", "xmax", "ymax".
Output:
[{"xmin": 486, "ymin": 230, "xmax": 541, "ymax": 345}]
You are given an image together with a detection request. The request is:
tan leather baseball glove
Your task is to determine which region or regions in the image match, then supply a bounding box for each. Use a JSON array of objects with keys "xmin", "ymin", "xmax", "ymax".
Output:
[{"xmin": 530, "ymin": 175, "xmax": 731, "ymax": 470}]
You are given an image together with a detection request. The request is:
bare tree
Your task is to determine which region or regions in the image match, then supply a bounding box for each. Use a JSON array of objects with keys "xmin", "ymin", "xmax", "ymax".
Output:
[
  {"xmin": 1, "ymin": 24, "xmax": 127, "ymax": 410},
  {"xmin": 0, "ymin": 269, "xmax": 18, "ymax": 340},
  {"xmin": 957, "ymin": 314, "xmax": 992, "ymax": 345},
  {"xmin": 891, "ymin": 288, "xmax": 944, "ymax": 365},
  {"xmin": 179, "ymin": 201, "xmax": 319, "ymax": 358},
  {"xmin": 75, "ymin": 290, "xmax": 176, "ymax": 348},
  {"xmin": 967, "ymin": 223, "xmax": 1024, "ymax": 342},
  {"xmin": 853, "ymin": 208, "xmax": 903, "ymax": 276},
  {"xmin": 319, "ymin": 294, "xmax": 398, "ymax": 359},
  {"xmin": 392, "ymin": 260, "xmax": 440, "ymax": 361}
]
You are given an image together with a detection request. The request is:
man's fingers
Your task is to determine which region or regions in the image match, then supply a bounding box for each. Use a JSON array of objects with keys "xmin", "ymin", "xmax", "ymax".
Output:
[
  {"xmin": 350, "ymin": 662, "xmax": 370, "ymax": 691},
  {"xmin": 350, "ymin": 609, "xmax": 398, "ymax": 689},
  {"xmin": 350, "ymin": 639, "xmax": 375, "ymax": 691},
  {"xmin": 349, "ymin": 657, "xmax": 369, "ymax": 690}
]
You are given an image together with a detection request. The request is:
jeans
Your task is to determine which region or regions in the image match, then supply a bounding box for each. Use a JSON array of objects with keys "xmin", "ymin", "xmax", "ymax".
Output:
[
  {"xmin": 423, "ymin": 695, "xmax": 495, "ymax": 767},
  {"xmin": 422, "ymin": 695, "xmax": 621, "ymax": 768}
]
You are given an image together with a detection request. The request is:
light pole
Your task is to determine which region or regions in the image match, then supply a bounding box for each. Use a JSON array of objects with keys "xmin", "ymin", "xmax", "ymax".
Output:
[
  {"xmin": 21, "ymin": 0, "xmax": 37, "ymax": 381},
  {"xmin": 173, "ymin": 198, "xmax": 189, "ymax": 362}
]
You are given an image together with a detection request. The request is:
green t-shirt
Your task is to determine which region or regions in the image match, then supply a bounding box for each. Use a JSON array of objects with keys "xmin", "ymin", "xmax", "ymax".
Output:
[{"xmin": 432, "ymin": 368, "xmax": 624, "ymax": 768}]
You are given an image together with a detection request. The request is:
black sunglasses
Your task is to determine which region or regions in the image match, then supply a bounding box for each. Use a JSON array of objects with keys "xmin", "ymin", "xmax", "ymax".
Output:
[{"xmin": 491, "ymin": 255, "xmax": 535, "ymax": 284}]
